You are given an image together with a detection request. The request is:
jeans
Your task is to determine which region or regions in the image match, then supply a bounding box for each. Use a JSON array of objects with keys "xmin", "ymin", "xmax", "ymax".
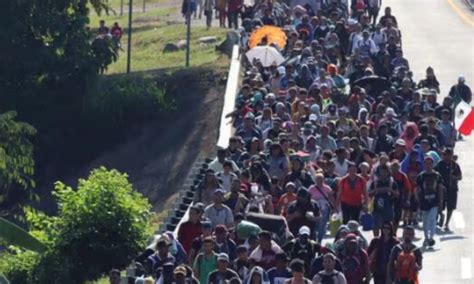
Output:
[
  {"xmin": 205, "ymin": 10, "xmax": 213, "ymax": 27},
  {"xmin": 316, "ymin": 204, "xmax": 331, "ymax": 243},
  {"xmin": 422, "ymin": 206, "xmax": 438, "ymax": 240},
  {"xmin": 228, "ymin": 11, "xmax": 238, "ymax": 29}
]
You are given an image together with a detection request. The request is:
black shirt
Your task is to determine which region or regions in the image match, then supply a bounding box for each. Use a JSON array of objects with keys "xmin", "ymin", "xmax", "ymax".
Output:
[
  {"xmin": 434, "ymin": 160, "xmax": 461, "ymax": 191},
  {"xmin": 417, "ymin": 171, "xmax": 444, "ymax": 210}
]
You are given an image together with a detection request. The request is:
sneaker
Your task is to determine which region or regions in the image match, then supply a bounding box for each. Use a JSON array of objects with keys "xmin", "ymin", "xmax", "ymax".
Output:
[
  {"xmin": 438, "ymin": 213, "xmax": 445, "ymax": 227},
  {"xmin": 444, "ymin": 226, "xmax": 451, "ymax": 232},
  {"xmin": 423, "ymin": 239, "xmax": 429, "ymax": 247},
  {"xmin": 428, "ymin": 238, "xmax": 436, "ymax": 247}
]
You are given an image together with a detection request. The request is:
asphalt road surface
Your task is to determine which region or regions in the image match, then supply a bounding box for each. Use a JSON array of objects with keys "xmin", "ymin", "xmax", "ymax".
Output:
[
  {"xmin": 183, "ymin": 1, "xmax": 474, "ymax": 282},
  {"xmin": 373, "ymin": 0, "xmax": 474, "ymax": 282}
]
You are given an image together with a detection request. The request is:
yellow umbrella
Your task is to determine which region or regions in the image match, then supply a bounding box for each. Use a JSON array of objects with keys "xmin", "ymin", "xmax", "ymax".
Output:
[{"xmin": 248, "ymin": 25, "xmax": 287, "ymax": 49}]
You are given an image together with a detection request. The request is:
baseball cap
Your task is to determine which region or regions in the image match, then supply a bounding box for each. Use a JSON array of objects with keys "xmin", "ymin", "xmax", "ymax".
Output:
[
  {"xmin": 459, "ymin": 75, "xmax": 465, "ymax": 82},
  {"xmin": 385, "ymin": 107, "xmax": 397, "ymax": 117},
  {"xmin": 345, "ymin": 233, "xmax": 358, "ymax": 243},
  {"xmin": 299, "ymin": 226, "xmax": 311, "ymax": 236},
  {"xmin": 347, "ymin": 220, "xmax": 360, "ymax": 232},
  {"xmin": 395, "ymin": 139, "xmax": 406, "ymax": 147},
  {"xmin": 286, "ymin": 181, "xmax": 296, "ymax": 189},
  {"xmin": 157, "ymin": 234, "xmax": 171, "ymax": 246},
  {"xmin": 174, "ymin": 266, "xmax": 187, "ymax": 276},
  {"xmin": 217, "ymin": 253, "xmax": 230, "ymax": 262},
  {"xmin": 244, "ymin": 112, "xmax": 255, "ymax": 120},
  {"xmin": 236, "ymin": 245, "xmax": 248, "ymax": 253},
  {"xmin": 214, "ymin": 188, "xmax": 226, "ymax": 195}
]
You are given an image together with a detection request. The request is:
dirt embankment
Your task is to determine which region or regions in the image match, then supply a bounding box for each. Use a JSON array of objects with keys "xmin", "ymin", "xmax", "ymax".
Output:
[{"xmin": 47, "ymin": 66, "xmax": 227, "ymax": 211}]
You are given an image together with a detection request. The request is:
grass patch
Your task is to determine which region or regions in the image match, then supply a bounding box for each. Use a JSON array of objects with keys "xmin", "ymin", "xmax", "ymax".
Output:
[
  {"xmin": 112, "ymin": 25, "xmax": 228, "ymax": 73},
  {"xmin": 88, "ymin": 4, "xmax": 229, "ymax": 74},
  {"xmin": 88, "ymin": 5, "xmax": 176, "ymax": 28},
  {"xmin": 103, "ymin": 0, "xmax": 168, "ymax": 11}
]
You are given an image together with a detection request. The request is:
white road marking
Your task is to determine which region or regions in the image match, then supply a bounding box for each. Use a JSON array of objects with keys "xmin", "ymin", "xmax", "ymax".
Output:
[
  {"xmin": 461, "ymin": 258, "xmax": 472, "ymax": 279},
  {"xmin": 453, "ymin": 211, "xmax": 466, "ymax": 229}
]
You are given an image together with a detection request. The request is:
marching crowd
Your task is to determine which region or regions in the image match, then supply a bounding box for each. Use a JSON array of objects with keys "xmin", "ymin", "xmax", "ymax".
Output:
[{"xmin": 124, "ymin": 0, "xmax": 473, "ymax": 283}]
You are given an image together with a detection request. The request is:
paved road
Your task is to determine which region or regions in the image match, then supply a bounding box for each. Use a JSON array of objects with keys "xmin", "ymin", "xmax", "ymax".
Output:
[
  {"xmin": 377, "ymin": 0, "xmax": 474, "ymax": 282},
  {"xmin": 180, "ymin": 0, "xmax": 474, "ymax": 282}
]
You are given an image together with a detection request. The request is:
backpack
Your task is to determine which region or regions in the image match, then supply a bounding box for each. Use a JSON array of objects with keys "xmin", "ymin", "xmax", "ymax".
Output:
[
  {"xmin": 318, "ymin": 271, "xmax": 337, "ymax": 284},
  {"xmin": 395, "ymin": 250, "xmax": 417, "ymax": 282},
  {"xmin": 373, "ymin": 178, "xmax": 394, "ymax": 211}
]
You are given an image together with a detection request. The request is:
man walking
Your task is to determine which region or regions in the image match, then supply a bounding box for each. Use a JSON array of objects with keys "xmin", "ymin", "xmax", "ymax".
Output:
[
  {"xmin": 417, "ymin": 157, "xmax": 444, "ymax": 248},
  {"xmin": 367, "ymin": 0, "xmax": 382, "ymax": 26},
  {"xmin": 435, "ymin": 148, "xmax": 462, "ymax": 231}
]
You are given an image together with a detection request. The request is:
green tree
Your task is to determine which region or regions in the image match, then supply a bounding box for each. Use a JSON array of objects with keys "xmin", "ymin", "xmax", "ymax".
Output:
[
  {"xmin": 23, "ymin": 167, "xmax": 150, "ymax": 283},
  {"xmin": 0, "ymin": 1, "xmax": 117, "ymax": 178},
  {"xmin": 0, "ymin": 111, "xmax": 36, "ymax": 218}
]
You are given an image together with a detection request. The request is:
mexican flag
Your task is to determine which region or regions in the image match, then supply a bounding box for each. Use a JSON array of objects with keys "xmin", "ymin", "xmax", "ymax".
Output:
[{"xmin": 454, "ymin": 100, "xmax": 474, "ymax": 135}]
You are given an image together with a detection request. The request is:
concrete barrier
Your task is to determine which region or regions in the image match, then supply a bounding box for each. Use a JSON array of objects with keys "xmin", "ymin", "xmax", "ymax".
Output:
[
  {"xmin": 125, "ymin": 46, "xmax": 243, "ymax": 283},
  {"xmin": 172, "ymin": 44, "xmax": 242, "ymax": 236},
  {"xmin": 217, "ymin": 45, "xmax": 241, "ymax": 149}
]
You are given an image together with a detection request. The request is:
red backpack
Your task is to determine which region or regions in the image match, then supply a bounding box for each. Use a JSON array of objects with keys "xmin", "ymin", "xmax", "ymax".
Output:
[{"xmin": 395, "ymin": 250, "xmax": 418, "ymax": 284}]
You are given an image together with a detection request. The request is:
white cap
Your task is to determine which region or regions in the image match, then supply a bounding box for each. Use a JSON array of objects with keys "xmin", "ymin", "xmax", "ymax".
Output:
[
  {"xmin": 459, "ymin": 75, "xmax": 465, "ymax": 82},
  {"xmin": 385, "ymin": 107, "xmax": 396, "ymax": 117},
  {"xmin": 299, "ymin": 226, "xmax": 311, "ymax": 236},
  {"xmin": 277, "ymin": 66, "xmax": 286, "ymax": 75}
]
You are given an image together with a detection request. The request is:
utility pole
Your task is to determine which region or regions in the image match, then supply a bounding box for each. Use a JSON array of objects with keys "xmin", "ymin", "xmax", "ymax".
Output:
[
  {"xmin": 185, "ymin": 0, "xmax": 193, "ymax": 67},
  {"xmin": 185, "ymin": 14, "xmax": 191, "ymax": 67},
  {"xmin": 127, "ymin": 0, "xmax": 133, "ymax": 73},
  {"xmin": 120, "ymin": 0, "xmax": 124, "ymax": 15}
]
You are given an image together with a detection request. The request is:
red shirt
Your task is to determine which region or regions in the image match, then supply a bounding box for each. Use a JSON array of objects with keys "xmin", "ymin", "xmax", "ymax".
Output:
[
  {"xmin": 339, "ymin": 175, "xmax": 366, "ymax": 206},
  {"xmin": 178, "ymin": 221, "xmax": 202, "ymax": 254},
  {"xmin": 228, "ymin": 0, "xmax": 242, "ymax": 12},
  {"xmin": 393, "ymin": 171, "xmax": 412, "ymax": 194}
]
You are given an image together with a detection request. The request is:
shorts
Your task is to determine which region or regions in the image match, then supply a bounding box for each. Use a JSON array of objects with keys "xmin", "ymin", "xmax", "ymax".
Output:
[
  {"xmin": 373, "ymin": 209, "xmax": 394, "ymax": 229},
  {"xmin": 444, "ymin": 190, "xmax": 458, "ymax": 211}
]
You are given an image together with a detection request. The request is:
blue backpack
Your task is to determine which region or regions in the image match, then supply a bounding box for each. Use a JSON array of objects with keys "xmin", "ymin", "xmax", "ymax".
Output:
[{"xmin": 360, "ymin": 213, "xmax": 374, "ymax": 231}]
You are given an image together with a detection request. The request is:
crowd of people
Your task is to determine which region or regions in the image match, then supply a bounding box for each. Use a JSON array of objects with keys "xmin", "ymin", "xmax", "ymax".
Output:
[
  {"xmin": 93, "ymin": 19, "xmax": 123, "ymax": 48},
  {"xmin": 121, "ymin": 0, "xmax": 474, "ymax": 283}
]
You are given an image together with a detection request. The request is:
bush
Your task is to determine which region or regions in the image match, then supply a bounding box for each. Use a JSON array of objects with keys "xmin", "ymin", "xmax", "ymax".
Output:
[
  {"xmin": 0, "ymin": 249, "xmax": 39, "ymax": 284},
  {"xmin": 86, "ymin": 75, "xmax": 176, "ymax": 130},
  {"xmin": 0, "ymin": 167, "xmax": 152, "ymax": 283},
  {"xmin": 0, "ymin": 111, "xmax": 36, "ymax": 218}
]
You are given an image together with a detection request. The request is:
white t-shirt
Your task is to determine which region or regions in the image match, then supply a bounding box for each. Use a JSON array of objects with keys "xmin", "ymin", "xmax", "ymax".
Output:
[{"xmin": 332, "ymin": 158, "xmax": 349, "ymax": 177}]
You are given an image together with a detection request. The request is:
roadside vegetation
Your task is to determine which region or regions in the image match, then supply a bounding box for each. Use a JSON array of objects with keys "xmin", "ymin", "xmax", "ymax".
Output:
[{"xmin": 0, "ymin": 0, "xmax": 229, "ymax": 282}]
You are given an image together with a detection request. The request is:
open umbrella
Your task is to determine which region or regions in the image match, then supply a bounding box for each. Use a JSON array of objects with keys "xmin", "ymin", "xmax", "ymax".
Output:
[
  {"xmin": 353, "ymin": 75, "xmax": 391, "ymax": 96},
  {"xmin": 248, "ymin": 25, "xmax": 287, "ymax": 49},
  {"xmin": 245, "ymin": 46, "xmax": 285, "ymax": 67}
]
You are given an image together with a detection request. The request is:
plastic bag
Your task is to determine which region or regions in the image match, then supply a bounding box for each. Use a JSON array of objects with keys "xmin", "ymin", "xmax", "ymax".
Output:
[{"xmin": 330, "ymin": 212, "xmax": 343, "ymax": 237}]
